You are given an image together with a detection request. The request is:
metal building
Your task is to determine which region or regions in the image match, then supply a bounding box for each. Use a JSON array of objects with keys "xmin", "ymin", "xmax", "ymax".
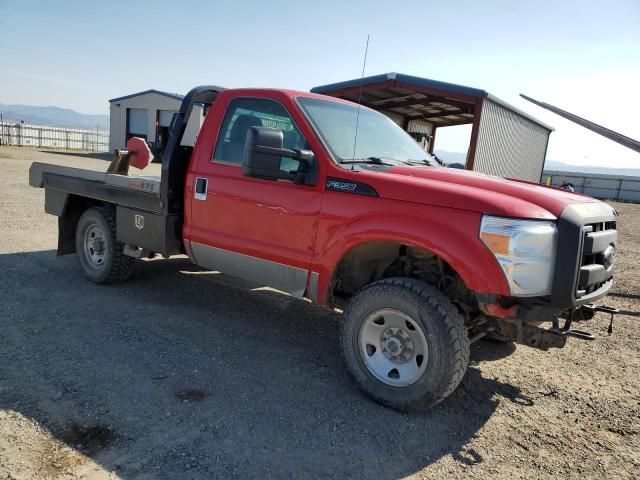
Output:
[
  {"xmin": 108, "ymin": 89, "xmax": 204, "ymax": 154},
  {"xmin": 312, "ymin": 73, "xmax": 554, "ymax": 182}
]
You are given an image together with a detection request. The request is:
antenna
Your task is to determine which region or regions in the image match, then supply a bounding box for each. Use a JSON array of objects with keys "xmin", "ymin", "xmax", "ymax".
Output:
[{"xmin": 352, "ymin": 34, "xmax": 370, "ymax": 162}]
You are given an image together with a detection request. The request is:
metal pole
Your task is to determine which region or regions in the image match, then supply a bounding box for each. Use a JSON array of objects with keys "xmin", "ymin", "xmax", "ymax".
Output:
[
  {"xmin": 521, "ymin": 94, "xmax": 640, "ymax": 154},
  {"xmin": 616, "ymin": 179, "xmax": 623, "ymax": 202}
]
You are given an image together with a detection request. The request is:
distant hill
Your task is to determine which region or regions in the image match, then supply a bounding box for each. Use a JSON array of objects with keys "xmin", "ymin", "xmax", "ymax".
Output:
[
  {"xmin": 0, "ymin": 103, "xmax": 108, "ymax": 129},
  {"xmin": 435, "ymin": 150, "xmax": 640, "ymax": 177},
  {"xmin": 543, "ymin": 160, "xmax": 640, "ymax": 177}
]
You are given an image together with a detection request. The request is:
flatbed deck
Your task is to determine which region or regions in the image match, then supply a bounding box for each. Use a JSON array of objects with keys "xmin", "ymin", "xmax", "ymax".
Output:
[
  {"xmin": 29, "ymin": 162, "xmax": 164, "ymax": 214},
  {"xmin": 29, "ymin": 162, "xmax": 161, "ymax": 195}
]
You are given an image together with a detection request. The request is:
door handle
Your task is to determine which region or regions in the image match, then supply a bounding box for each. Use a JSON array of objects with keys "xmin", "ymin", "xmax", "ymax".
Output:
[{"xmin": 194, "ymin": 177, "xmax": 208, "ymax": 201}]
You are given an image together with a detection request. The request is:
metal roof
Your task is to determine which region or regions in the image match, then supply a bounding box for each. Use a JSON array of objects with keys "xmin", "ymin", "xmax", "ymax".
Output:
[
  {"xmin": 311, "ymin": 72, "xmax": 553, "ymax": 131},
  {"xmin": 109, "ymin": 89, "xmax": 184, "ymax": 103},
  {"xmin": 312, "ymin": 72, "xmax": 488, "ymax": 98}
]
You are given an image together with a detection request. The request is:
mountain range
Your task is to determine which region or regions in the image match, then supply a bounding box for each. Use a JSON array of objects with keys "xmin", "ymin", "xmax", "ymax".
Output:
[
  {"xmin": 435, "ymin": 150, "xmax": 640, "ymax": 177},
  {"xmin": 0, "ymin": 103, "xmax": 108, "ymax": 129}
]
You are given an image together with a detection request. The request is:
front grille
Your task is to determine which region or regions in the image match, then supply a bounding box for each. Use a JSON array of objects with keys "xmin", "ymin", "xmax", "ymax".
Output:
[
  {"xmin": 588, "ymin": 220, "xmax": 617, "ymax": 232},
  {"xmin": 576, "ymin": 221, "xmax": 617, "ymax": 297}
]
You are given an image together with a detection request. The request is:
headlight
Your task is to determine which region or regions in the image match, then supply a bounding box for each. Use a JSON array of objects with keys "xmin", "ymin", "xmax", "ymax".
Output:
[{"xmin": 480, "ymin": 215, "xmax": 557, "ymax": 297}]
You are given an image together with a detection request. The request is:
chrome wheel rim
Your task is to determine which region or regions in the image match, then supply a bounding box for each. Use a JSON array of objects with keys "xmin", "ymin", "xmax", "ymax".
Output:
[
  {"xmin": 358, "ymin": 308, "xmax": 429, "ymax": 387},
  {"xmin": 83, "ymin": 224, "xmax": 106, "ymax": 268}
]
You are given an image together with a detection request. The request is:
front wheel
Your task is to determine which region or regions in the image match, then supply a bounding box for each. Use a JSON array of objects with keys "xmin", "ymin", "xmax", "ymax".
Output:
[
  {"xmin": 75, "ymin": 206, "xmax": 134, "ymax": 284},
  {"xmin": 340, "ymin": 278, "xmax": 470, "ymax": 412}
]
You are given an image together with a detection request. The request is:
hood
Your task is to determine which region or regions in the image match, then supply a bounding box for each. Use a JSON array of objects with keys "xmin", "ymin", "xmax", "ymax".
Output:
[{"xmin": 356, "ymin": 165, "xmax": 601, "ymax": 219}]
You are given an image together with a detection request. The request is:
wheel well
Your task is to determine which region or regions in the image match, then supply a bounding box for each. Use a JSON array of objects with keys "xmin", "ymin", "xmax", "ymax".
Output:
[
  {"xmin": 57, "ymin": 195, "xmax": 104, "ymax": 255},
  {"xmin": 329, "ymin": 241, "xmax": 479, "ymax": 319}
]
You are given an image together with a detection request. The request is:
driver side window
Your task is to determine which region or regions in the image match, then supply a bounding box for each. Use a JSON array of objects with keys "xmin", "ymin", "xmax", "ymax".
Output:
[{"xmin": 212, "ymin": 98, "xmax": 308, "ymax": 174}]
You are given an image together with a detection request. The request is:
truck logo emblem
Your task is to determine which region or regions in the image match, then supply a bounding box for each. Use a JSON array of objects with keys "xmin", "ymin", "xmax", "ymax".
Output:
[
  {"xmin": 134, "ymin": 214, "xmax": 144, "ymax": 230},
  {"xmin": 325, "ymin": 177, "xmax": 379, "ymax": 197},
  {"xmin": 326, "ymin": 180, "xmax": 357, "ymax": 191}
]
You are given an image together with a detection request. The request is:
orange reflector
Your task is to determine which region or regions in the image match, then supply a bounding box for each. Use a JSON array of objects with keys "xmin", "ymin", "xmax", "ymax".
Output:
[{"xmin": 480, "ymin": 232, "xmax": 510, "ymax": 255}]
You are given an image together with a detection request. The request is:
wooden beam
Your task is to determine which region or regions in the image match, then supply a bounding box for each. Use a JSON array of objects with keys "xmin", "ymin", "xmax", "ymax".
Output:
[
  {"xmin": 428, "ymin": 126, "xmax": 437, "ymax": 154},
  {"xmin": 411, "ymin": 109, "xmax": 466, "ymax": 120},
  {"xmin": 375, "ymin": 97, "xmax": 475, "ymax": 114},
  {"xmin": 466, "ymin": 99, "xmax": 483, "ymax": 170},
  {"xmin": 431, "ymin": 118, "xmax": 474, "ymax": 127},
  {"xmin": 394, "ymin": 80, "xmax": 480, "ymax": 104}
]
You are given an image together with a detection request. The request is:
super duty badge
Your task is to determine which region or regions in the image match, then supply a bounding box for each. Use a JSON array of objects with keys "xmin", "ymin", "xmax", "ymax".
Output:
[
  {"xmin": 325, "ymin": 177, "xmax": 378, "ymax": 197},
  {"xmin": 326, "ymin": 179, "xmax": 357, "ymax": 191}
]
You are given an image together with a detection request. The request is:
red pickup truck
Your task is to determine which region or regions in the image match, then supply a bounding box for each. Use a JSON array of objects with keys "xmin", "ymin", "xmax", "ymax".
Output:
[{"xmin": 29, "ymin": 85, "xmax": 618, "ymax": 411}]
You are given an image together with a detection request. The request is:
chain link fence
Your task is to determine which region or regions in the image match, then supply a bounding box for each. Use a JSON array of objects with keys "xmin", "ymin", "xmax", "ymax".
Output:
[{"xmin": 0, "ymin": 122, "xmax": 109, "ymax": 152}]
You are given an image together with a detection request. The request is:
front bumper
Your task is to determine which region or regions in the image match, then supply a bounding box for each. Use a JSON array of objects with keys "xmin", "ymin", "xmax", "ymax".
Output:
[
  {"xmin": 550, "ymin": 202, "xmax": 617, "ymax": 309},
  {"xmin": 475, "ymin": 202, "xmax": 618, "ymax": 349}
]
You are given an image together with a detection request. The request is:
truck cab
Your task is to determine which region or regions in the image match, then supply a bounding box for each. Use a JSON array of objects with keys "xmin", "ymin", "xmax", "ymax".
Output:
[{"xmin": 29, "ymin": 85, "xmax": 618, "ymax": 412}]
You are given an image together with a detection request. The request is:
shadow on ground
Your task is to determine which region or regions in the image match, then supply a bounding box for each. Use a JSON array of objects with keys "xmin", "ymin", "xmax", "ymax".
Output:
[{"xmin": 0, "ymin": 250, "xmax": 529, "ymax": 479}]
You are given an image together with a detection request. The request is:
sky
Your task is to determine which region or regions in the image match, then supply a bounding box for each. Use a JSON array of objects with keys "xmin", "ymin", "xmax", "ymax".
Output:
[{"xmin": 1, "ymin": 0, "xmax": 638, "ymax": 168}]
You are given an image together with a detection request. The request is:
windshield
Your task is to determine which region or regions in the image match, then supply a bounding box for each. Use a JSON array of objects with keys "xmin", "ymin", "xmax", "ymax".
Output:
[{"xmin": 297, "ymin": 96, "xmax": 434, "ymax": 164}]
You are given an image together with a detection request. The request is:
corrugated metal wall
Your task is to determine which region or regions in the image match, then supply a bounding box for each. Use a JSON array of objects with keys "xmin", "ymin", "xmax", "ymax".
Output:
[
  {"xmin": 381, "ymin": 113, "xmax": 433, "ymax": 136},
  {"xmin": 407, "ymin": 119, "xmax": 433, "ymax": 135},
  {"xmin": 109, "ymin": 93, "xmax": 203, "ymax": 151},
  {"xmin": 383, "ymin": 111, "xmax": 404, "ymax": 126},
  {"xmin": 473, "ymin": 99, "xmax": 551, "ymax": 181},
  {"xmin": 543, "ymin": 170, "xmax": 640, "ymax": 203}
]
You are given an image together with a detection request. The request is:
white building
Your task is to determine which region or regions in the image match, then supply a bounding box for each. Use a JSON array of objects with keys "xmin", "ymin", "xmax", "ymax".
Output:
[{"xmin": 108, "ymin": 89, "xmax": 204, "ymax": 153}]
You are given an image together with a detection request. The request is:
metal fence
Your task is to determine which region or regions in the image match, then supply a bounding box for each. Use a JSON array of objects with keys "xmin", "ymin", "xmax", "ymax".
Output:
[
  {"xmin": 543, "ymin": 170, "xmax": 640, "ymax": 203},
  {"xmin": 0, "ymin": 122, "xmax": 109, "ymax": 152}
]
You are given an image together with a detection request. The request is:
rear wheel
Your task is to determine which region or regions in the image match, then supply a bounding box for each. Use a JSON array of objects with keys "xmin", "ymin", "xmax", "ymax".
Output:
[
  {"xmin": 75, "ymin": 206, "xmax": 134, "ymax": 284},
  {"xmin": 340, "ymin": 278, "xmax": 469, "ymax": 411}
]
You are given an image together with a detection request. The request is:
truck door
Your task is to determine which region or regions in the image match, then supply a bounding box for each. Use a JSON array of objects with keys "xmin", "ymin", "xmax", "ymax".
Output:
[{"xmin": 186, "ymin": 97, "xmax": 323, "ymax": 298}]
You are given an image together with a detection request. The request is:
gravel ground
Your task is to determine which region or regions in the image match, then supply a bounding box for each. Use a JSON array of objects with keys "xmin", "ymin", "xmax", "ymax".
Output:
[{"xmin": 0, "ymin": 146, "xmax": 638, "ymax": 479}]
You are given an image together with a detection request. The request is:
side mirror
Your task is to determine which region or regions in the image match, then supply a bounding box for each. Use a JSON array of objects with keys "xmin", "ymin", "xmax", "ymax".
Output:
[{"xmin": 242, "ymin": 127, "xmax": 317, "ymax": 186}]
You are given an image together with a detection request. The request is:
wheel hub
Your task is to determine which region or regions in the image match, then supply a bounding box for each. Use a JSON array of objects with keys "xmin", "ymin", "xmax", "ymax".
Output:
[
  {"xmin": 84, "ymin": 224, "xmax": 106, "ymax": 267},
  {"xmin": 358, "ymin": 308, "xmax": 429, "ymax": 387},
  {"xmin": 380, "ymin": 327, "xmax": 414, "ymax": 363}
]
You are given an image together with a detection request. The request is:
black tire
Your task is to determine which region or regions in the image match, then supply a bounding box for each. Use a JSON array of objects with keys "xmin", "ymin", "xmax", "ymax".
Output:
[
  {"xmin": 340, "ymin": 278, "xmax": 470, "ymax": 412},
  {"xmin": 75, "ymin": 206, "xmax": 134, "ymax": 284}
]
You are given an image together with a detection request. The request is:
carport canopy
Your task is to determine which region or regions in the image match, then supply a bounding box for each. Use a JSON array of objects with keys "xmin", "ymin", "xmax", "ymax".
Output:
[
  {"xmin": 311, "ymin": 72, "xmax": 484, "ymax": 128},
  {"xmin": 311, "ymin": 73, "xmax": 553, "ymax": 164}
]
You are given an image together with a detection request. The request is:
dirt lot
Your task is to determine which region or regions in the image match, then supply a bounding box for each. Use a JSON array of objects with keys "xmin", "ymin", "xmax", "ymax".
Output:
[{"xmin": 0, "ymin": 146, "xmax": 638, "ymax": 479}]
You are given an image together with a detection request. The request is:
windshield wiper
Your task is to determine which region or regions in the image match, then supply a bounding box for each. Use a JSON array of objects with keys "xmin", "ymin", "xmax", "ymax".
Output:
[
  {"xmin": 340, "ymin": 156, "xmax": 397, "ymax": 166},
  {"xmin": 341, "ymin": 156, "xmax": 438, "ymax": 167},
  {"xmin": 405, "ymin": 158, "xmax": 439, "ymax": 167}
]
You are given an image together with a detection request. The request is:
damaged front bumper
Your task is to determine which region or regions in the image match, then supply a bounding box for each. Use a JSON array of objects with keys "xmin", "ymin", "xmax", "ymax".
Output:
[{"xmin": 480, "ymin": 303, "xmax": 619, "ymax": 350}]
